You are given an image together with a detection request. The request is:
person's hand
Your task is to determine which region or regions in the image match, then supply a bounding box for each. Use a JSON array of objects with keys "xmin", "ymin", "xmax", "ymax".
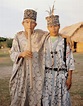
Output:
[
  {"xmin": 19, "ymin": 50, "xmax": 33, "ymax": 58},
  {"xmin": 66, "ymin": 36, "xmax": 73, "ymax": 49},
  {"xmin": 60, "ymin": 34, "xmax": 73, "ymax": 49},
  {"xmin": 66, "ymin": 77, "xmax": 72, "ymax": 90}
]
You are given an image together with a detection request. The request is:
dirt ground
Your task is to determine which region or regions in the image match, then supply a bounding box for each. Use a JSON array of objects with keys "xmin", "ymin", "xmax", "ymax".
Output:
[
  {"xmin": 70, "ymin": 53, "xmax": 83, "ymax": 106},
  {"xmin": 0, "ymin": 52, "xmax": 83, "ymax": 106},
  {"xmin": 0, "ymin": 66, "xmax": 12, "ymax": 79}
]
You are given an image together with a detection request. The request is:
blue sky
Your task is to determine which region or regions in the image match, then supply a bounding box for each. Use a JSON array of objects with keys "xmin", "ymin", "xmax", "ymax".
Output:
[{"xmin": 0, "ymin": 0, "xmax": 83, "ymax": 38}]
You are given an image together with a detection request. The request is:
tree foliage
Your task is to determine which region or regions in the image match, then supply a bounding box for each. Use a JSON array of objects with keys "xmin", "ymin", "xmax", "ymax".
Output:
[
  {"xmin": 0, "ymin": 37, "xmax": 7, "ymax": 42},
  {"xmin": 6, "ymin": 39, "xmax": 13, "ymax": 48},
  {"xmin": 0, "ymin": 37, "xmax": 13, "ymax": 48}
]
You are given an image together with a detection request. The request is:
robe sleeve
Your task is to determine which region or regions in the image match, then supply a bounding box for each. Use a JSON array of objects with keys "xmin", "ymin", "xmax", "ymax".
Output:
[
  {"xmin": 32, "ymin": 29, "xmax": 48, "ymax": 52},
  {"xmin": 10, "ymin": 34, "xmax": 21, "ymax": 63},
  {"xmin": 66, "ymin": 45, "xmax": 75, "ymax": 71}
]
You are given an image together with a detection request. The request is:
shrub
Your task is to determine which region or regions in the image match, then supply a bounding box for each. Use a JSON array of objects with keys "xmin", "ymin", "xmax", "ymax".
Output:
[{"xmin": 6, "ymin": 39, "xmax": 13, "ymax": 48}]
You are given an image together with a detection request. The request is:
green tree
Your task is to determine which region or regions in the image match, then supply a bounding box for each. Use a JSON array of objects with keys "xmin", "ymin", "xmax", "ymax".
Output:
[
  {"xmin": 0, "ymin": 42, "xmax": 2, "ymax": 48},
  {"xmin": 6, "ymin": 39, "xmax": 13, "ymax": 48},
  {"xmin": 0, "ymin": 37, "xmax": 7, "ymax": 42}
]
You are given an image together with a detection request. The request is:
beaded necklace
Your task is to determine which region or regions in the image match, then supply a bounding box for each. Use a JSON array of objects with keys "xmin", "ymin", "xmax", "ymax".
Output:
[{"xmin": 49, "ymin": 35, "xmax": 60, "ymax": 67}]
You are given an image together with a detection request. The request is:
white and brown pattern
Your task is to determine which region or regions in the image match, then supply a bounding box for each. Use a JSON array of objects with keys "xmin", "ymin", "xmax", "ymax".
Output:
[
  {"xmin": 42, "ymin": 35, "xmax": 75, "ymax": 106},
  {"xmin": 23, "ymin": 9, "xmax": 37, "ymax": 21},
  {"xmin": 9, "ymin": 30, "xmax": 47, "ymax": 106},
  {"xmin": 46, "ymin": 15, "xmax": 60, "ymax": 26}
]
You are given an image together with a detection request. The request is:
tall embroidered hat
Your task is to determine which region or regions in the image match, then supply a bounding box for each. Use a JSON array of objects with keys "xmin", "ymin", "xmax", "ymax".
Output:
[
  {"xmin": 46, "ymin": 2, "xmax": 60, "ymax": 26},
  {"xmin": 23, "ymin": 9, "xmax": 37, "ymax": 21}
]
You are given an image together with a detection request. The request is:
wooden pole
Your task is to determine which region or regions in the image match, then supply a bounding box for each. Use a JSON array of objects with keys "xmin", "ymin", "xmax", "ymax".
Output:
[{"xmin": 28, "ymin": 29, "xmax": 33, "ymax": 89}]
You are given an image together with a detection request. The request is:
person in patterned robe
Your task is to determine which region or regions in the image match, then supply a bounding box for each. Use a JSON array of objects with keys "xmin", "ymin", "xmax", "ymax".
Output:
[
  {"xmin": 9, "ymin": 9, "xmax": 48, "ymax": 106},
  {"xmin": 42, "ymin": 8, "xmax": 75, "ymax": 106},
  {"xmin": 9, "ymin": 9, "xmax": 73, "ymax": 106}
]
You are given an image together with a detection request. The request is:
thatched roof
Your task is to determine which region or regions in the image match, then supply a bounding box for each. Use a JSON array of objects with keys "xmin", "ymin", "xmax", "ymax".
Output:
[{"xmin": 60, "ymin": 22, "xmax": 83, "ymax": 42}]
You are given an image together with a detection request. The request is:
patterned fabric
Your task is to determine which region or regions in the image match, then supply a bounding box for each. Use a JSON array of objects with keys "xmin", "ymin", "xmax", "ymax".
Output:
[
  {"xmin": 9, "ymin": 30, "xmax": 47, "ymax": 106},
  {"xmin": 42, "ymin": 35, "xmax": 75, "ymax": 106},
  {"xmin": 9, "ymin": 31, "xmax": 75, "ymax": 106},
  {"xmin": 23, "ymin": 9, "xmax": 37, "ymax": 21},
  {"xmin": 46, "ymin": 15, "xmax": 60, "ymax": 26}
]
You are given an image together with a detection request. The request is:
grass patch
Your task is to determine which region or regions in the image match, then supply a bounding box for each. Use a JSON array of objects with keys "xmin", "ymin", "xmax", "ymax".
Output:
[
  {"xmin": 0, "ymin": 54, "xmax": 9, "ymax": 57},
  {"xmin": 0, "ymin": 48, "xmax": 13, "ymax": 66},
  {"xmin": 70, "ymin": 89, "xmax": 83, "ymax": 98},
  {"xmin": 0, "ymin": 48, "xmax": 9, "ymax": 57},
  {"xmin": 0, "ymin": 49, "xmax": 83, "ymax": 106},
  {"xmin": 0, "ymin": 57, "xmax": 13, "ymax": 66},
  {"xmin": 74, "ymin": 53, "xmax": 83, "ymax": 62},
  {"xmin": 0, "ymin": 79, "xmax": 10, "ymax": 106}
]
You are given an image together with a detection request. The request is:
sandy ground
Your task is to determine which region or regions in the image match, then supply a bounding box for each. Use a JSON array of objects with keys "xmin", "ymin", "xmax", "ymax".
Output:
[
  {"xmin": 0, "ymin": 66, "xmax": 12, "ymax": 79},
  {"xmin": 0, "ymin": 53, "xmax": 83, "ymax": 106}
]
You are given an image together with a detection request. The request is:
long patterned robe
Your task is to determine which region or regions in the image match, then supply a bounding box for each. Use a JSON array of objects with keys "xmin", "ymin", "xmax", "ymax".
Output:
[
  {"xmin": 9, "ymin": 29, "xmax": 47, "ymax": 106},
  {"xmin": 42, "ymin": 35, "xmax": 75, "ymax": 106}
]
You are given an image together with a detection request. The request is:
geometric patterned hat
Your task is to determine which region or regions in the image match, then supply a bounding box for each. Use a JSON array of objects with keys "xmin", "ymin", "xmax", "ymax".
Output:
[
  {"xmin": 46, "ymin": 2, "xmax": 60, "ymax": 26},
  {"xmin": 46, "ymin": 15, "xmax": 60, "ymax": 26},
  {"xmin": 23, "ymin": 9, "xmax": 37, "ymax": 21}
]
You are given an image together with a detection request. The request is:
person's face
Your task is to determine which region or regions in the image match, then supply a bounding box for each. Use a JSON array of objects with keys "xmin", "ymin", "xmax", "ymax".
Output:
[
  {"xmin": 47, "ymin": 25, "xmax": 60, "ymax": 36},
  {"xmin": 22, "ymin": 19, "xmax": 37, "ymax": 32}
]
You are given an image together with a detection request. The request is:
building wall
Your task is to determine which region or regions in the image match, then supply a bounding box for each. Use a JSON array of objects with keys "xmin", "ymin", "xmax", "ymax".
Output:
[{"xmin": 76, "ymin": 42, "xmax": 83, "ymax": 52}]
